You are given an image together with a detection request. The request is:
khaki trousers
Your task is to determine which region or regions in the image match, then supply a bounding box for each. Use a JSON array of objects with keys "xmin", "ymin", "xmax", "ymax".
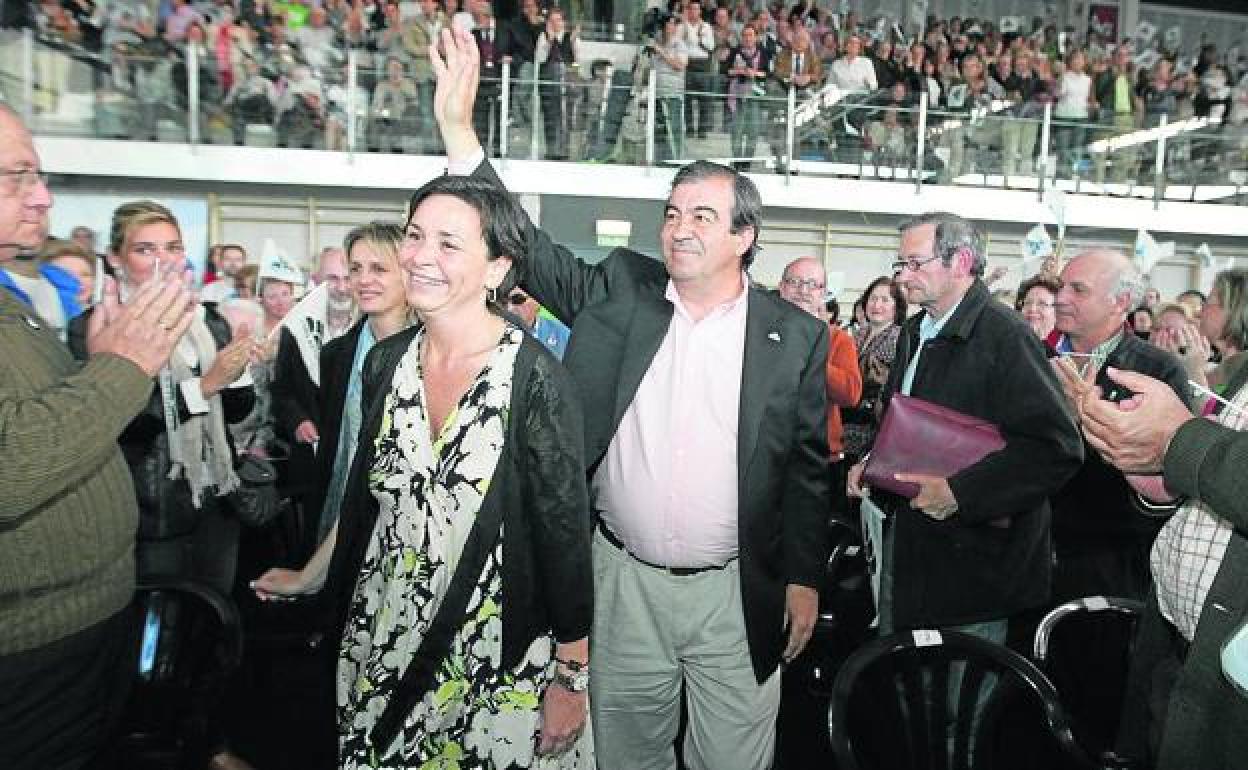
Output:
[{"xmin": 589, "ymin": 528, "xmax": 781, "ymax": 770}]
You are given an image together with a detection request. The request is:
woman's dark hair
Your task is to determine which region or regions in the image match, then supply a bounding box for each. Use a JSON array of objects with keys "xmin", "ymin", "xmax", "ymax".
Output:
[
  {"xmin": 861, "ymin": 274, "xmax": 908, "ymax": 325},
  {"xmin": 405, "ymin": 174, "xmax": 529, "ymax": 295},
  {"xmin": 1014, "ymin": 274, "xmax": 1062, "ymax": 312}
]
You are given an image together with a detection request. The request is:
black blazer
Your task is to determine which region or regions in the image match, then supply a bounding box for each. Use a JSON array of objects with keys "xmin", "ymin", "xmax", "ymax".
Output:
[
  {"xmin": 878, "ymin": 280, "xmax": 1084, "ymax": 629},
  {"xmin": 301, "ymin": 319, "xmax": 365, "ymax": 533},
  {"xmin": 324, "ymin": 325, "xmax": 593, "ymax": 669},
  {"xmin": 271, "ymin": 326, "xmax": 321, "ymax": 495},
  {"xmin": 1049, "ymin": 332, "xmax": 1188, "ymax": 551},
  {"xmin": 472, "ymin": 160, "xmax": 831, "ymax": 682}
]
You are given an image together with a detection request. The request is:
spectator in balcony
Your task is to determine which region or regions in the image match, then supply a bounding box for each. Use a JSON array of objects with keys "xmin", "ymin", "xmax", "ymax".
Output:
[
  {"xmin": 1092, "ymin": 43, "xmax": 1142, "ymax": 185},
  {"xmin": 830, "ymin": 33, "xmax": 877, "ymax": 93},
  {"xmin": 277, "ymin": 65, "xmax": 326, "ymax": 148},
  {"xmin": 472, "ymin": 0, "xmax": 504, "ymax": 155},
  {"xmin": 711, "ymin": 5, "xmax": 736, "ymax": 129},
  {"xmin": 535, "ymin": 6, "xmax": 578, "ymax": 160},
  {"xmin": 103, "ymin": 0, "xmax": 156, "ymax": 50},
  {"xmin": 774, "ymin": 26, "xmax": 822, "ymax": 97},
  {"xmin": 679, "ymin": 0, "xmax": 715, "ymax": 139},
  {"xmin": 224, "ymin": 55, "xmax": 278, "ymax": 145},
  {"xmin": 373, "ymin": 1, "xmax": 406, "ymax": 62},
  {"xmin": 1000, "ymin": 47, "xmax": 1044, "ymax": 178},
  {"xmin": 325, "ymin": 59, "xmax": 371, "ymax": 151},
  {"xmin": 500, "ymin": 0, "xmax": 544, "ymax": 127},
  {"xmin": 1054, "ymin": 48, "xmax": 1094, "ymax": 173},
  {"xmin": 260, "ymin": 21, "xmax": 302, "ymax": 78},
  {"xmin": 371, "ymin": 56, "xmax": 419, "ymax": 152},
  {"xmin": 726, "ymin": 23, "xmax": 771, "ymax": 165},
  {"xmin": 818, "ymin": 29, "xmax": 838, "ymax": 71},
  {"xmin": 652, "ymin": 12, "xmax": 688, "ymax": 162},
  {"xmin": 401, "ymin": 0, "xmax": 445, "ymax": 150},
  {"xmin": 163, "ymin": 0, "xmax": 203, "ymax": 44},
  {"xmin": 900, "ymin": 41, "xmax": 926, "ymax": 96},
  {"xmin": 871, "ymin": 37, "xmax": 899, "ymax": 91},
  {"xmin": 293, "ymin": 6, "xmax": 342, "ymax": 73},
  {"xmin": 940, "ymin": 53, "xmax": 997, "ymax": 181}
]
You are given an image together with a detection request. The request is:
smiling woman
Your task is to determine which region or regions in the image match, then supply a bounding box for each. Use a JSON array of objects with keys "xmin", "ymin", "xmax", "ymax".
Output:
[{"xmin": 322, "ymin": 175, "xmax": 594, "ymax": 770}]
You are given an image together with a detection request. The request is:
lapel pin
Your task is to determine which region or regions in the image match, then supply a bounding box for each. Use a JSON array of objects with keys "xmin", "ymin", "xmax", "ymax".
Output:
[{"xmin": 767, "ymin": 331, "xmax": 781, "ymax": 342}]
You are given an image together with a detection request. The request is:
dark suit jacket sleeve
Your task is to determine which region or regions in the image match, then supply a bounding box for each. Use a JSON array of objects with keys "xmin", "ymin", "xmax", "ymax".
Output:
[
  {"xmin": 471, "ymin": 160, "xmax": 612, "ymax": 326},
  {"xmin": 945, "ymin": 328, "xmax": 1084, "ymax": 525},
  {"xmin": 271, "ymin": 327, "xmax": 318, "ymax": 437},
  {"xmin": 522, "ymin": 352, "xmax": 593, "ymax": 643},
  {"xmin": 780, "ymin": 322, "xmax": 833, "ymax": 588},
  {"xmin": 1166, "ymin": 419, "xmax": 1248, "ymax": 534}
]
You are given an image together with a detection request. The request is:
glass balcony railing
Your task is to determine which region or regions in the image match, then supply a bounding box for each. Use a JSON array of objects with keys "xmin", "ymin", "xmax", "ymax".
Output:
[{"xmin": 6, "ymin": 28, "xmax": 1246, "ymax": 207}]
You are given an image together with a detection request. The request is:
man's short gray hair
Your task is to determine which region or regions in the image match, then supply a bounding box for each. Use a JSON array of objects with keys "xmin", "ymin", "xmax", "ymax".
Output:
[{"xmin": 897, "ymin": 211, "xmax": 987, "ymax": 278}]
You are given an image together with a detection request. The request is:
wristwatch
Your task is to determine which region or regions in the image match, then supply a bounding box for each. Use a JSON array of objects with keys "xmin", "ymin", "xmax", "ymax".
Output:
[{"xmin": 553, "ymin": 658, "xmax": 590, "ymax": 693}]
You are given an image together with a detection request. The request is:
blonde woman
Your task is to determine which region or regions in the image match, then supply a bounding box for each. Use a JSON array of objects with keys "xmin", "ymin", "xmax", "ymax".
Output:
[
  {"xmin": 68, "ymin": 200, "xmax": 258, "ymax": 770},
  {"xmin": 253, "ymin": 222, "xmax": 413, "ymax": 596}
]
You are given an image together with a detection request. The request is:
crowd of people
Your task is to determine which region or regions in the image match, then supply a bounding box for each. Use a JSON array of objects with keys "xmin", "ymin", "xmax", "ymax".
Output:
[
  {"xmin": 3, "ymin": 13, "xmax": 1248, "ymax": 770},
  {"xmin": 5, "ymin": 0, "xmax": 1248, "ymax": 177}
]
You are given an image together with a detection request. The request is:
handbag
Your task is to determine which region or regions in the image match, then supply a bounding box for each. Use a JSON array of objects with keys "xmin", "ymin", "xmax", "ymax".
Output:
[
  {"xmin": 227, "ymin": 454, "xmax": 280, "ymax": 528},
  {"xmin": 863, "ymin": 393, "xmax": 1005, "ymax": 499}
]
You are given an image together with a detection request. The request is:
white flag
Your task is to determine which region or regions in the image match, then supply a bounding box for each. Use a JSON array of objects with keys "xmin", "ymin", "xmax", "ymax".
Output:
[
  {"xmin": 1021, "ymin": 225, "xmax": 1054, "ymax": 266},
  {"xmin": 1196, "ymin": 242, "xmax": 1215, "ymax": 270},
  {"xmin": 257, "ymin": 239, "xmax": 306, "ymax": 287},
  {"xmin": 1134, "ymin": 230, "xmax": 1175, "ymax": 275}
]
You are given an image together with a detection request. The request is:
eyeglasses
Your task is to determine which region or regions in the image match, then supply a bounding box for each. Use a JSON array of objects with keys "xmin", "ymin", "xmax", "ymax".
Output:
[
  {"xmin": 781, "ymin": 277, "xmax": 825, "ymax": 291},
  {"xmin": 1021, "ymin": 300, "xmax": 1055, "ymax": 310},
  {"xmin": 507, "ymin": 292, "xmax": 528, "ymax": 306},
  {"xmin": 891, "ymin": 254, "xmax": 943, "ymax": 273},
  {"xmin": 1, "ymin": 168, "xmax": 50, "ymax": 192}
]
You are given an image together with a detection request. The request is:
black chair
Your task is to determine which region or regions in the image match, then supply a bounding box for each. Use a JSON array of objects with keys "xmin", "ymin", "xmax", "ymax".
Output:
[
  {"xmin": 1032, "ymin": 596, "xmax": 1145, "ymax": 770},
  {"xmin": 807, "ymin": 516, "xmax": 875, "ymax": 695},
  {"xmin": 829, "ymin": 629, "xmax": 1095, "ymax": 770},
  {"xmin": 109, "ymin": 579, "xmax": 244, "ymax": 770}
]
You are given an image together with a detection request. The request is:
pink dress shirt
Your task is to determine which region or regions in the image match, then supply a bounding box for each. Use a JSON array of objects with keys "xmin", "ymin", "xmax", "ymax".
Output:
[{"xmin": 592, "ymin": 278, "xmax": 748, "ymax": 568}]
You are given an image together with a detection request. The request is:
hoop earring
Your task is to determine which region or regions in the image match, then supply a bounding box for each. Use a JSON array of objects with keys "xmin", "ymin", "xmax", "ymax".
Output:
[{"xmin": 486, "ymin": 287, "xmax": 498, "ymax": 304}]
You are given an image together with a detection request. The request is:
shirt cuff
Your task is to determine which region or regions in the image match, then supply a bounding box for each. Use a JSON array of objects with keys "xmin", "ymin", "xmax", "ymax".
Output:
[
  {"xmin": 448, "ymin": 149, "xmax": 486, "ymax": 176},
  {"xmin": 180, "ymin": 377, "xmax": 211, "ymax": 415}
]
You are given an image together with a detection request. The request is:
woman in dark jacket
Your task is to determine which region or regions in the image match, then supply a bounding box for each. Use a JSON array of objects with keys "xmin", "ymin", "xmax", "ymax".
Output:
[
  {"xmin": 69, "ymin": 200, "xmax": 257, "ymax": 770},
  {"xmin": 323, "ymin": 175, "xmax": 593, "ymax": 769},
  {"xmin": 72, "ymin": 200, "xmax": 256, "ymax": 591}
]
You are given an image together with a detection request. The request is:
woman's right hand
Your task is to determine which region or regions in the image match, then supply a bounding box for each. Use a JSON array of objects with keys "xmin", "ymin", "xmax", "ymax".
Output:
[{"xmin": 251, "ymin": 568, "xmax": 311, "ymax": 601}]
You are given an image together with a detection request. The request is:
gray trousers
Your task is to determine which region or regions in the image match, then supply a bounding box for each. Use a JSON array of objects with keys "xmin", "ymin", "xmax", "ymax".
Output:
[{"xmin": 590, "ymin": 528, "xmax": 781, "ymax": 770}]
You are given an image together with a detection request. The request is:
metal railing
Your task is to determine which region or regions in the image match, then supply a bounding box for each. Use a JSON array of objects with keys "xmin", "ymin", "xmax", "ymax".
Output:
[{"xmin": 5, "ymin": 28, "xmax": 1247, "ymax": 207}]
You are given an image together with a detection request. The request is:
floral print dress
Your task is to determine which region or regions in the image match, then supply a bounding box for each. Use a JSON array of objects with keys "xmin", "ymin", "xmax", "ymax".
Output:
[{"xmin": 338, "ymin": 325, "xmax": 592, "ymax": 770}]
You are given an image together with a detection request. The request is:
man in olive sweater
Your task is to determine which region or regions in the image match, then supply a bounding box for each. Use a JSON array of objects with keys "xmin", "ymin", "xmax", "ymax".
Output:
[{"xmin": 0, "ymin": 105, "xmax": 196, "ymax": 770}]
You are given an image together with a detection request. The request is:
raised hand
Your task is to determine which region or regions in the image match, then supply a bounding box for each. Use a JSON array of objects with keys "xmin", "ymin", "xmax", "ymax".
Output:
[{"xmin": 429, "ymin": 26, "xmax": 482, "ymax": 161}]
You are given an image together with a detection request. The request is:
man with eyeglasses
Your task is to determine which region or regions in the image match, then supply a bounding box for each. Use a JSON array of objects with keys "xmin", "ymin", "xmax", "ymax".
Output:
[
  {"xmin": 505, "ymin": 287, "xmax": 570, "ymax": 359},
  {"xmin": 1047, "ymin": 248, "xmax": 1188, "ymax": 604},
  {"xmin": 847, "ymin": 211, "xmax": 1082, "ymax": 647},
  {"xmin": 0, "ymin": 104, "xmax": 196, "ymax": 770},
  {"xmin": 778, "ymin": 257, "xmax": 862, "ymax": 507}
]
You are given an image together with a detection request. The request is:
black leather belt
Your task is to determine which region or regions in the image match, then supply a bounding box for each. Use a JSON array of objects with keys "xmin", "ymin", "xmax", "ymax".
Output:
[{"xmin": 597, "ymin": 523, "xmax": 728, "ymax": 577}]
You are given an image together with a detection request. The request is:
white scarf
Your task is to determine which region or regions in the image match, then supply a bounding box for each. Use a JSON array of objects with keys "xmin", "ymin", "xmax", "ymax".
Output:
[{"xmin": 165, "ymin": 314, "xmax": 239, "ymax": 507}]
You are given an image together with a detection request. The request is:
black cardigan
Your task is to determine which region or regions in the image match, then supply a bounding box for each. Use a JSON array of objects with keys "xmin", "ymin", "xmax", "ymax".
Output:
[{"xmin": 323, "ymin": 325, "xmax": 593, "ymax": 668}]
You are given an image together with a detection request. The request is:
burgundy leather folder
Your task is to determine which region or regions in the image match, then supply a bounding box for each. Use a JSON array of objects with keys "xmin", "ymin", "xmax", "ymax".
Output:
[{"xmin": 863, "ymin": 394, "xmax": 1006, "ymax": 499}]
